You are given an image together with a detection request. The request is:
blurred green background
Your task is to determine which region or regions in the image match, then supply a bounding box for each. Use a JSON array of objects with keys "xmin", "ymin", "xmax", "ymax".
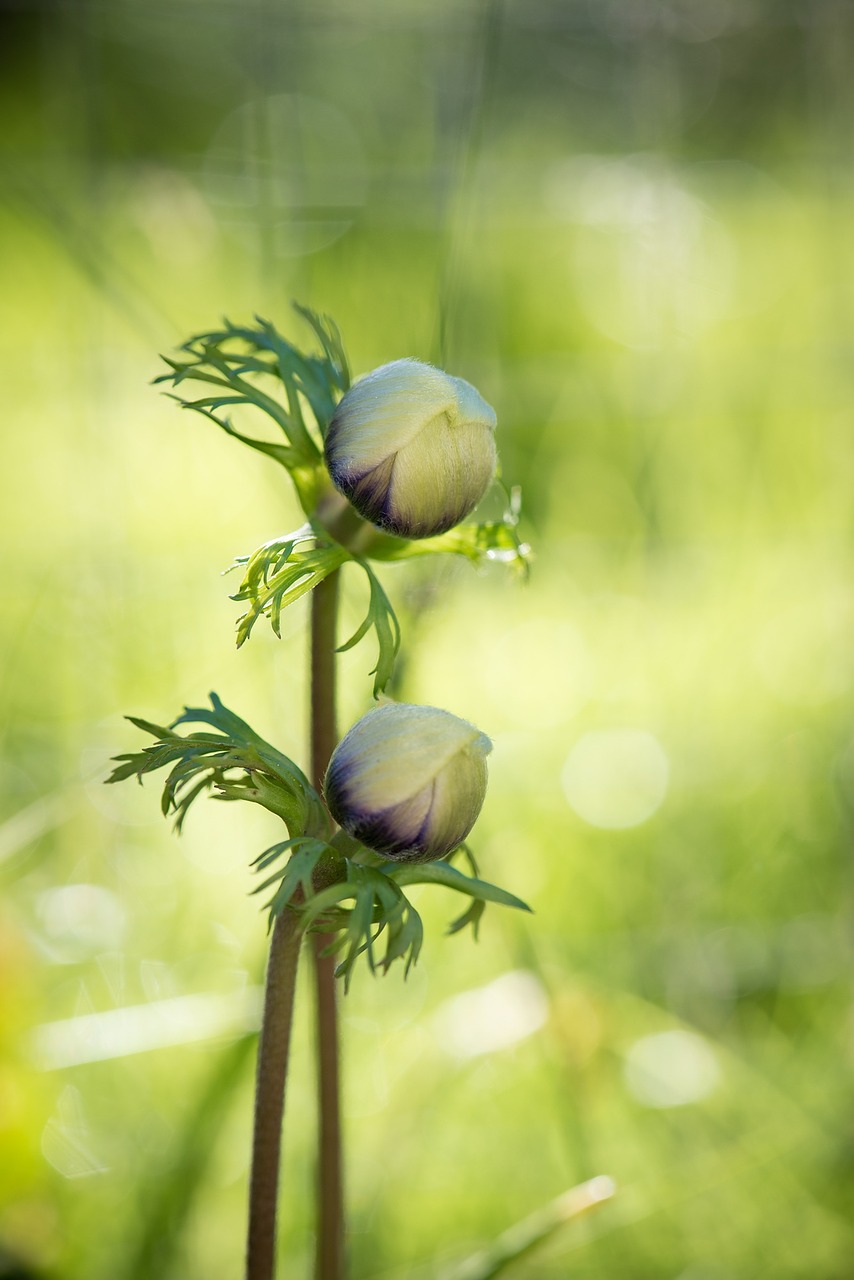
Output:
[{"xmin": 2, "ymin": 0, "xmax": 854, "ymax": 1276}]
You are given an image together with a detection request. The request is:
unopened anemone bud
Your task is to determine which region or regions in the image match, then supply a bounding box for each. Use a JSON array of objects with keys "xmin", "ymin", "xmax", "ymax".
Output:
[
  {"xmin": 324, "ymin": 358, "xmax": 497, "ymax": 539},
  {"xmin": 324, "ymin": 703, "xmax": 492, "ymax": 863}
]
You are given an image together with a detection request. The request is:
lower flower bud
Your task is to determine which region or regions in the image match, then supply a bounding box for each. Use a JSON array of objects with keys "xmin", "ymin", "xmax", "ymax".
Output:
[{"xmin": 324, "ymin": 703, "xmax": 491, "ymax": 863}]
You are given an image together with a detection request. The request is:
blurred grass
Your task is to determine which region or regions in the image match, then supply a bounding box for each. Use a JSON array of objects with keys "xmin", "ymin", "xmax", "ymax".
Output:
[{"xmin": 2, "ymin": 1, "xmax": 854, "ymax": 1277}]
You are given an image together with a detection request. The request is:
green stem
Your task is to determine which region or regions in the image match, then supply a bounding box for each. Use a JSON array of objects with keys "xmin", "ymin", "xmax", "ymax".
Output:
[
  {"xmin": 309, "ymin": 571, "xmax": 346, "ymax": 1280},
  {"xmin": 246, "ymin": 909, "xmax": 303, "ymax": 1280}
]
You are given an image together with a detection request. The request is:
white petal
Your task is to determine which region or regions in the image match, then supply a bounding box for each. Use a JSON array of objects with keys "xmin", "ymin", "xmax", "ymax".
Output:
[
  {"xmin": 334, "ymin": 703, "xmax": 487, "ymax": 812},
  {"xmin": 328, "ymin": 360, "xmax": 457, "ymax": 474},
  {"xmin": 388, "ymin": 416, "xmax": 497, "ymax": 537},
  {"xmin": 419, "ymin": 744, "xmax": 490, "ymax": 856}
]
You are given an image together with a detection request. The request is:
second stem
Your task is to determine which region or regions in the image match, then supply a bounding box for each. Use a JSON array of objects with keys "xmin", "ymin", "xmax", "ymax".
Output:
[{"xmin": 309, "ymin": 571, "xmax": 345, "ymax": 1280}]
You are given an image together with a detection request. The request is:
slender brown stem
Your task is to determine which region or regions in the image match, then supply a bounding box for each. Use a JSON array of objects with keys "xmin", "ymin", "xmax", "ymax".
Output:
[
  {"xmin": 244, "ymin": 569, "xmax": 344, "ymax": 1280},
  {"xmin": 310, "ymin": 572, "xmax": 340, "ymax": 787},
  {"xmin": 309, "ymin": 571, "xmax": 346, "ymax": 1280},
  {"xmin": 311, "ymin": 933, "xmax": 344, "ymax": 1278},
  {"xmin": 246, "ymin": 909, "xmax": 303, "ymax": 1280}
]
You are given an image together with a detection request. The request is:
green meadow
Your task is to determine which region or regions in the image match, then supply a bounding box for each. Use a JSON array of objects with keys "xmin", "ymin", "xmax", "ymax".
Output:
[{"xmin": 1, "ymin": 3, "xmax": 853, "ymax": 1276}]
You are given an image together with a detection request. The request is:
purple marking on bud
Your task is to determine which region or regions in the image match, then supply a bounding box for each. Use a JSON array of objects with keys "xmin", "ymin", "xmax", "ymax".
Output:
[
  {"xmin": 323, "ymin": 358, "xmax": 497, "ymax": 540},
  {"xmin": 324, "ymin": 703, "xmax": 491, "ymax": 863}
]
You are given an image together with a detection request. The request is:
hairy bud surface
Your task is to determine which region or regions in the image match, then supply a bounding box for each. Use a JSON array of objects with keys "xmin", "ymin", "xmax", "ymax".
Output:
[
  {"xmin": 324, "ymin": 703, "xmax": 491, "ymax": 862},
  {"xmin": 324, "ymin": 359, "xmax": 497, "ymax": 539}
]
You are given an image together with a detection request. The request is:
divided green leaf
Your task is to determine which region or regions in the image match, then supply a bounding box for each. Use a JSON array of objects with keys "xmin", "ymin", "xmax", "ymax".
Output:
[
  {"xmin": 229, "ymin": 538, "xmax": 349, "ymax": 646},
  {"xmin": 338, "ymin": 560, "xmax": 401, "ymax": 697},
  {"xmin": 106, "ymin": 693, "xmax": 325, "ymax": 838},
  {"xmin": 258, "ymin": 843, "xmax": 530, "ymax": 989},
  {"xmin": 297, "ymin": 861, "xmax": 424, "ymax": 991},
  {"xmin": 229, "ymin": 535, "xmax": 402, "ymax": 696},
  {"xmin": 388, "ymin": 859, "xmax": 532, "ymax": 916},
  {"xmin": 154, "ymin": 306, "xmax": 351, "ymax": 511}
]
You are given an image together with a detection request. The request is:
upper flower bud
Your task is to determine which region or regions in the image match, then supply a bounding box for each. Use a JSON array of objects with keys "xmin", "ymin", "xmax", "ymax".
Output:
[
  {"xmin": 324, "ymin": 359, "xmax": 497, "ymax": 539},
  {"xmin": 324, "ymin": 703, "xmax": 492, "ymax": 863}
]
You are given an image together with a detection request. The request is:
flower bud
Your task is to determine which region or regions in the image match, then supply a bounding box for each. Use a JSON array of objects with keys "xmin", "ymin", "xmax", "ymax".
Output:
[
  {"xmin": 324, "ymin": 703, "xmax": 491, "ymax": 863},
  {"xmin": 324, "ymin": 359, "xmax": 497, "ymax": 539}
]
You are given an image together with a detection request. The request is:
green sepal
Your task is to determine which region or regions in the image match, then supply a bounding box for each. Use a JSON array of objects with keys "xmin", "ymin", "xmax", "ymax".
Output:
[{"xmin": 106, "ymin": 693, "xmax": 326, "ymax": 839}]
